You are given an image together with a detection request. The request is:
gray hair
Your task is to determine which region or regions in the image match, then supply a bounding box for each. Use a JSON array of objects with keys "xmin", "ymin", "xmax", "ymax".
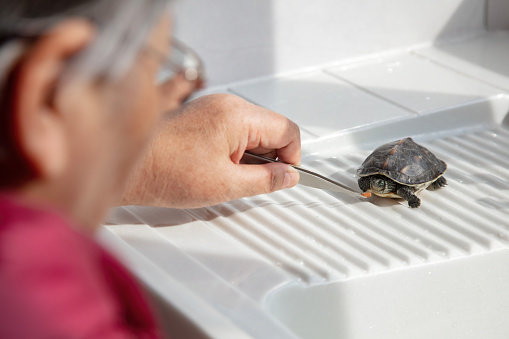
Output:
[
  {"xmin": 0, "ymin": 0, "xmax": 173, "ymax": 81},
  {"xmin": 0, "ymin": 0, "xmax": 173, "ymax": 180}
]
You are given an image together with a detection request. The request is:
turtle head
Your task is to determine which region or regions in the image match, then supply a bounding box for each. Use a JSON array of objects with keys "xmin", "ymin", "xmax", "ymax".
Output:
[{"xmin": 358, "ymin": 175, "xmax": 395, "ymax": 194}]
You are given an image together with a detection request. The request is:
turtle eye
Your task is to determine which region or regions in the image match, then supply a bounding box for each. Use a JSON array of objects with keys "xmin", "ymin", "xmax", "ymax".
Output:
[{"xmin": 374, "ymin": 178, "xmax": 385, "ymax": 189}]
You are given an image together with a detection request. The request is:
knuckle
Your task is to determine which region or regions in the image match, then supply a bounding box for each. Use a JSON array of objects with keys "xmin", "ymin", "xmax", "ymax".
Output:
[
  {"xmin": 208, "ymin": 93, "xmax": 244, "ymax": 111},
  {"xmin": 199, "ymin": 93, "xmax": 246, "ymax": 123}
]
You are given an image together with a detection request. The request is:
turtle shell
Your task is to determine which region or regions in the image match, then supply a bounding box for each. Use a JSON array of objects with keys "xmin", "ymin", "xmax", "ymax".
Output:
[{"xmin": 357, "ymin": 137, "xmax": 447, "ymax": 186}]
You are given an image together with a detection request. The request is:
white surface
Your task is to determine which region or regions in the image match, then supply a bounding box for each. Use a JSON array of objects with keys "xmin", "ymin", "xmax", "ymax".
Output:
[
  {"xmin": 416, "ymin": 31, "xmax": 509, "ymax": 91},
  {"xmin": 173, "ymin": 0, "xmax": 486, "ymax": 86},
  {"xmin": 102, "ymin": 32, "xmax": 509, "ymax": 339},
  {"xmin": 229, "ymin": 71, "xmax": 412, "ymax": 141},
  {"xmin": 326, "ymin": 54, "xmax": 504, "ymax": 114},
  {"xmin": 269, "ymin": 250, "xmax": 509, "ymax": 339}
]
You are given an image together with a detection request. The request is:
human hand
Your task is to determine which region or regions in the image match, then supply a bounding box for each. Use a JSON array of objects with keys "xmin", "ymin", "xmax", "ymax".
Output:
[{"xmin": 120, "ymin": 94, "xmax": 301, "ymax": 208}]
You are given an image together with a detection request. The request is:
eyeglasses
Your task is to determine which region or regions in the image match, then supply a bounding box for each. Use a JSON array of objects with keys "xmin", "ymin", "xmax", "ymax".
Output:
[
  {"xmin": 149, "ymin": 38, "xmax": 206, "ymax": 88},
  {"xmin": 0, "ymin": 30, "xmax": 206, "ymax": 89}
]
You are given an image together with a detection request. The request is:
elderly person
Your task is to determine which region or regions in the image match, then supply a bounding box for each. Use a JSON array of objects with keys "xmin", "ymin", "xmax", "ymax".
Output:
[{"xmin": 0, "ymin": 0, "xmax": 301, "ymax": 337}]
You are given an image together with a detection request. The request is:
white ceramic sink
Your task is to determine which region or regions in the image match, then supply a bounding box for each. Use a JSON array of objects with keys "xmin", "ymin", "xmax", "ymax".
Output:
[{"xmin": 100, "ymin": 32, "xmax": 509, "ymax": 339}]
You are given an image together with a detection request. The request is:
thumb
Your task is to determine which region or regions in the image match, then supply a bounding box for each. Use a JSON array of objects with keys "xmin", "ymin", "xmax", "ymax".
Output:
[{"xmin": 233, "ymin": 163, "xmax": 300, "ymax": 197}]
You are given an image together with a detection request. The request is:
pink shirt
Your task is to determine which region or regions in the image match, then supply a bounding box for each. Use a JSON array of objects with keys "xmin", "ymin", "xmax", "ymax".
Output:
[{"xmin": 0, "ymin": 194, "xmax": 164, "ymax": 339}]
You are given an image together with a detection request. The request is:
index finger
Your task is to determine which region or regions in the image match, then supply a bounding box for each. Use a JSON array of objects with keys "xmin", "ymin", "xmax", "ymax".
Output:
[{"xmin": 245, "ymin": 106, "xmax": 302, "ymax": 166}]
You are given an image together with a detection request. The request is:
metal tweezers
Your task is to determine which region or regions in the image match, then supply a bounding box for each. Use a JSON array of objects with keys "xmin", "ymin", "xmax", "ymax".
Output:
[{"xmin": 242, "ymin": 152, "xmax": 361, "ymax": 197}]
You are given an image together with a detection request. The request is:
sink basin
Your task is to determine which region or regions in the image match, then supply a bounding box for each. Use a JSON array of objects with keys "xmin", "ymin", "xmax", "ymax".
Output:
[{"xmin": 268, "ymin": 250, "xmax": 509, "ymax": 339}]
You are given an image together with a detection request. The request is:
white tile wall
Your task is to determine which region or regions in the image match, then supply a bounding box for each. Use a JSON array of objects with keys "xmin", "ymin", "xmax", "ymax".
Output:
[{"xmin": 174, "ymin": 0, "xmax": 486, "ymax": 87}]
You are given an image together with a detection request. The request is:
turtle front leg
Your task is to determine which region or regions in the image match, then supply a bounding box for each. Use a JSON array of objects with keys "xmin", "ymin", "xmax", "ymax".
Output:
[
  {"xmin": 358, "ymin": 177, "xmax": 371, "ymax": 192},
  {"xmin": 397, "ymin": 185, "xmax": 420, "ymax": 208}
]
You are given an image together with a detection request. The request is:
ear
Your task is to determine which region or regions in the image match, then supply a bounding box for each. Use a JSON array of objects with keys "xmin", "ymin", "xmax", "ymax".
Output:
[{"xmin": 10, "ymin": 19, "xmax": 95, "ymax": 180}]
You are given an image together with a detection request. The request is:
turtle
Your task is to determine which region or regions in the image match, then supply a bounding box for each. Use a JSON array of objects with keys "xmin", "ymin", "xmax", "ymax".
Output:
[{"xmin": 357, "ymin": 137, "xmax": 447, "ymax": 208}]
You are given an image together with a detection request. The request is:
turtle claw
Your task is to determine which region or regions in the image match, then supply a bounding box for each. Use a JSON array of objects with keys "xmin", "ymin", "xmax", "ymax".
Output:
[{"xmin": 408, "ymin": 197, "xmax": 421, "ymax": 208}]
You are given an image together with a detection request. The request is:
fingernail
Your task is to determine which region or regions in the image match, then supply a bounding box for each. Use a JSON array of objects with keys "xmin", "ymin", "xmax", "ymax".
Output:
[{"xmin": 283, "ymin": 167, "xmax": 300, "ymax": 189}]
